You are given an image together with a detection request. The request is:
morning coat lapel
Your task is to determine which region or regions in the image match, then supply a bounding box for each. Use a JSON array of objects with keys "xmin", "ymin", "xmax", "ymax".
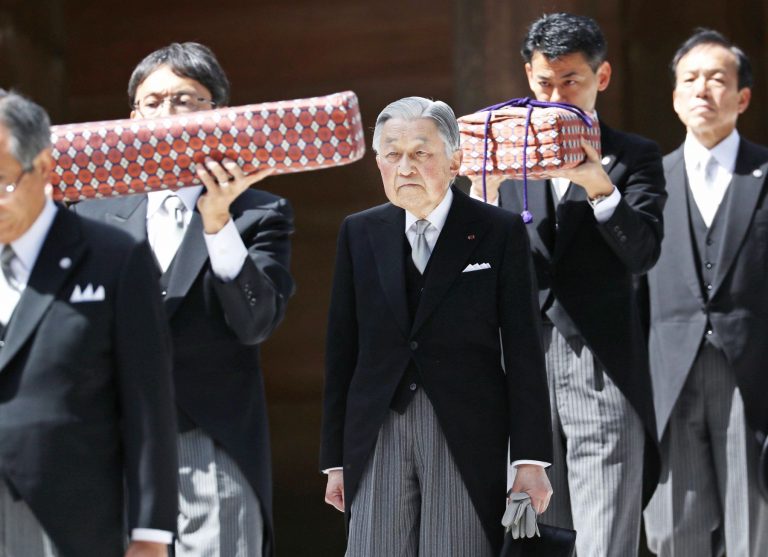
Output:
[
  {"xmin": 502, "ymin": 177, "xmax": 553, "ymax": 259},
  {"xmin": 366, "ymin": 204, "xmax": 410, "ymax": 339},
  {"xmin": 664, "ymin": 147, "xmax": 705, "ymax": 304},
  {"xmin": 411, "ymin": 189, "xmax": 487, "ymax": 336},
  {"xmin": 163, "ymin": 209, "xmax": 208, "ymax": 318},
  {"xmin": 104, "ymin": 194, "xmax": 148, "ymax": 243},
  {"xmin": 552, "ymin": 181, "xmax": 589, "ymax": 262},
  {"xmin": 0, "ymin": 208, "xmax": 86, "ymax": 373},
  {"xmin": 711, "ymin": 140, "xmax": 768, "ymax": 297}
]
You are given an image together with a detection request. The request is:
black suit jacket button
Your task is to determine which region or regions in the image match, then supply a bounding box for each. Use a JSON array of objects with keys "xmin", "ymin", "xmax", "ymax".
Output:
[
  {"xmin": 409, "ymin": 340, "xmax": 419, "ymax": 350},
  {"xmin": 706, "ymin": 239, "xmax": 714, "ymax": 246},
  {"xmin": 409, "ymin": 383, "xmax": 418, "ymax": 391}
]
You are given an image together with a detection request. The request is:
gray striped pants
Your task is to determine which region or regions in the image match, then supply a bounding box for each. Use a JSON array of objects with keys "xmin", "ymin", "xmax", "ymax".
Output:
[
  {"xmin": 0, "ymin": 480, "xmax": 58, "ymax": 557},
  {"xmin": 176, "ymin": 429, "xmax": 264, "ymax": 557},
  {"xmin": 346, "ymin": 389, "xmax": 494, "ymax": 557},
  {"xmin": 644, "ymin": 343, "xmax": 768, "ymax": 557},
  {"xmin": 540, "ymin": 324, "xmax": 645, "ymax": 557}
]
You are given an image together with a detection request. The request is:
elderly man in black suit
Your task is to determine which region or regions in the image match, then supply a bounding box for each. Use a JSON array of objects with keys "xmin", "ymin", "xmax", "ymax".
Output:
[
  {"xmin": 75, "ymin": 43, "xmax": 294, "ymax": 557},
  {"xmin": 320, "ymin": 96, "xmax": 553, "ymax": 556},
  {"xmin": 0, "ymin": 91, "xmax": 178, "ymax": 556},
  {"xmin": 468, "ymin": 13, "xmax": 666, "ymax": 557},
  {"xmin": 644, "ymin": 29, "xmax": 768, "ymax": 557}
]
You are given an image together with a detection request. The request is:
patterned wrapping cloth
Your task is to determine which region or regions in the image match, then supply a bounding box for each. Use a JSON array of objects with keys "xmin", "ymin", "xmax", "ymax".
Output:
[
  {"xmin": 458, "ymin": 103, "xmax": 601, "ymax": 178},
  {"xmin": 49, "ymin": 91, "xmax": 366, "ymax": 202}
]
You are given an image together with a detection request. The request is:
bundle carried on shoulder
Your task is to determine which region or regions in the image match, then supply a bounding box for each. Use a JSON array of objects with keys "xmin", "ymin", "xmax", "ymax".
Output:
[{"xmin": 49, "ymin": 91, "xmax": 366, "ymax": 202}]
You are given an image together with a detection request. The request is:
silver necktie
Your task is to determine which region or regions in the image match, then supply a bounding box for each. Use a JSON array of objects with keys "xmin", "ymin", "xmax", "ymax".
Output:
[
  {"xmin": 1, "ymin": 245, "xmax": 21, "ymax": 292},
  {"xmin": 703, "ymin": 156, "xmax": 719, "ymax": 187},
  {"xmin": 411, "ymin": 219, "xmax": 432, "ymax": 274},
  {"xmin": 154, "ymin": 194, "xmax": 187, "ymax": 272}
]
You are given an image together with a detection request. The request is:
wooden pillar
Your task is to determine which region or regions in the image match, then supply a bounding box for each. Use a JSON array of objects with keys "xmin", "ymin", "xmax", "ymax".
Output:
[{"xmin": 0, "ymin": 1, "xmax": 66, "ymax": 121}]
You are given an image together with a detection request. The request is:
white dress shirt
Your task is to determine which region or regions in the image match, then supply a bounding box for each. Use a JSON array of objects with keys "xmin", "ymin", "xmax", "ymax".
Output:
[
  {"xmin": 146, "ymin": 186, "xmax": 248, "ymax": 281},
  {"xmin": 404, "ymin": 187, "xmax": 454, "ymax": 248},
  {"xmin": 0, "ymin": 199, "xmax": 58, "ymax": 324},
  {"xmin": 684, "ymin": 129, "xmax": 739, "ymax": 227},
  {"xmin": 0, "ymin": 199, "xmax": 170, "ymax": 544}
]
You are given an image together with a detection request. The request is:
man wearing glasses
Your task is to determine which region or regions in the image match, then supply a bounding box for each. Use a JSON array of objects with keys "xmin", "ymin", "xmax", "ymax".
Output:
[
  {"xmin": 75, "ymin": 43, "xmax": 295, "ymax": 557},
  {"xmin": 0, "ymin": 90, "xmax": 178, "ymax": 556}
]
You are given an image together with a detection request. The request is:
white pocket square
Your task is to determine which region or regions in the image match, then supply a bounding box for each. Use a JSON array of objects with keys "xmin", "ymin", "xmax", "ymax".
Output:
[
  {"xmin": 462, "ymin": 262, "xmax": 492, "ymax": 273},
  {"xmin": 70, "ymin": 283, "xmax": 106, "ymax": 303}
]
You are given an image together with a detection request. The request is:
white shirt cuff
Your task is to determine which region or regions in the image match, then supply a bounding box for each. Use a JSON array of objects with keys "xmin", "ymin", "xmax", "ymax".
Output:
[
  {"xmin": 591, "ymin": 186, "xmax": 620, "ymax": 223},
  {"xmin": 469, "ymin": 189, "xmax": 500, "ymax": 206},
  {"xmin": 511, "ymin": 460, "xmax": 551, "ymax": 469},
  {"xmin": 131, "ymin": 528, "xmax": 174, "ymax": 544},
  {"xmin": 203, "ymin": 218, "xmax": 248, "ymax": 282},
  {"xmin": 322, "ymin": 467, "xmax": 343, "ymax": 474}
]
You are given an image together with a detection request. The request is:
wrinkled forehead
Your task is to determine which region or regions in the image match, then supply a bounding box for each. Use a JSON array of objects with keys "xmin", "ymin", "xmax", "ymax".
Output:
[
  {"xmin": 675, "ymin": 43, "xmax": 739, "ymax": 77},
  {"xmin": 379, "ymin": 117, "xmax": 444, "ymax": 147}
]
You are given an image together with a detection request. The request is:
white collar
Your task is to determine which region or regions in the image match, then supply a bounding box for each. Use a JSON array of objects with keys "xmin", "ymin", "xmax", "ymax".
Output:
[
  {"xmin": 684, "ymin": 129, "xmax": 740, "ymax": 173},
  {"xmin": 404, "ymin": 187, "xmax": 453, "ymax": 233},
  {"xmin": 146, "ymin": 186, "xmax": 203, "ymax": 218},
  {"xmin": 7, "ymin": 198, "xmax": 58, "ymax": 275}
]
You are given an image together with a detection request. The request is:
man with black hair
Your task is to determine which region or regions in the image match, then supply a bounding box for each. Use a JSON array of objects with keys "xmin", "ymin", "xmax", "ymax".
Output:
[
  {"xmin": 75, "ymin": 42, "xmax": 294, "ymax": 557},
  {"xmin": 469, "ymin": 12, "xmax": 666, "ymax": 556},
  {"xmin": 644, "ymin": 28, "xmax": 768, "ymax": 556},
  {"xmin": 0, "ymin": 90, "xmax": 178, "ymax": 557}
]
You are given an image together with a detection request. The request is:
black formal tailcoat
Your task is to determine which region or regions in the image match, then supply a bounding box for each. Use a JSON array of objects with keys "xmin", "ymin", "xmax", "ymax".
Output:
[
  {"xmin": 0, "ymin": 207, "xmax": 178, "ymax": 556},
  {"xmin": 74, "ymin": 188, "xmax": 294, "ymax": 556},
  {"xmin": 320, "ymin": 187, "xmax": 552, "ymax": 552},
  {"xmin": 497, "ymin": 123, "xmax": 666, "ymax": 505},
  {"xmin": 648, "ymin": 139, "xmax": 768, "ymax": 442}
]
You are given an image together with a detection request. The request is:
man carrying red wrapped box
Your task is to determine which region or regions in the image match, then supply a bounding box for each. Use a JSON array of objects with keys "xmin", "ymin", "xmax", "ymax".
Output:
[
  {"xmin": 75, "ymin": 43, "xmax": 294, "ymax": 557},
  {"xmin": 467, "ymin": 13, "xmax": 666, "ymax": 557}
]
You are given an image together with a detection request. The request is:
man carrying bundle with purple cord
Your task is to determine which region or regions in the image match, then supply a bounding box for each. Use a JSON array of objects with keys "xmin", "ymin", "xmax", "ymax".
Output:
[{"xmin": 468, "ymin": 13, "xmax": 666, "ymax": 557}]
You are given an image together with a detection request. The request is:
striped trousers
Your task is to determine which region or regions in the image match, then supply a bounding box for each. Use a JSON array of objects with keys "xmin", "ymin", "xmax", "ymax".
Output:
[
  {"xmin": 539, "ymin": 324, "xmax": 645, "ymax": 557},
  {"xmin": 0, "ymin": 480, "xmax": 58, "ymax": 557},
  {"xmin": 176, "ymin": 429, "xmax": 264, "ymax": 557},
  {"xmin": 644, "ymin": 343, "xmax": 768, "ymax": 557},
  {"xmin": 346, "ymin": 389, "xmax": 494, "ymax": 557}
]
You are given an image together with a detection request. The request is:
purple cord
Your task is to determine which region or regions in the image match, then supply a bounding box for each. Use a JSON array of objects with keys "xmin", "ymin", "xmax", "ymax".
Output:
[{"xmin": 478, "ymin": 97, "xmax": 594, "ymax": 224}]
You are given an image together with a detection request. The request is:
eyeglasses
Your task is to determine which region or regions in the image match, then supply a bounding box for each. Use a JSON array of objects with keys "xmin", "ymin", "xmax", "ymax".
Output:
[
  {"xmin": 133, "ymin": 93, "xmax": 217, "ymax": 117},
  {"xmin": 0, "ymin": 170, "xmax": 27, "ymax": 198}
]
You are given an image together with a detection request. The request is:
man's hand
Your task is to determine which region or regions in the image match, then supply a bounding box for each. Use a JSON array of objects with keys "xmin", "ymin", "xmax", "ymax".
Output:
[
  {"xmin": 510, "ymin": 464, "xmax": 553, "ymax": 515},
  {"xmin": 124, "ymin": 541, "xmax": 167, "ymax": 557},
  {"xmin": 324, "ymin": 469, "xmax": 345, "ymax": 512},
  {"xmin": 195, "ymin": 157, "xmax": 274, "ymax": 234},
  {"xmin": 547, "ymin": 138, "xmax": 613, "ymax": 200},
  {"xmin": 468, "ymin": 174, "xmax": 506, "ymax": 204}
]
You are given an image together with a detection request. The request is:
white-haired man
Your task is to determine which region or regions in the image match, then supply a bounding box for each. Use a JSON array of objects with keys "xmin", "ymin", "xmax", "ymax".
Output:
[{"xmin": 320, "ymin": 96, "xmax": 553, "ymax": 556}]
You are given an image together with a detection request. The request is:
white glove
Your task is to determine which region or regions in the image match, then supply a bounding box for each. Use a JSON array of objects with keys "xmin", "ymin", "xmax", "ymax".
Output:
[{"xmin": 502, "ymin": 492, "xmax": 541, "ymax": 539}]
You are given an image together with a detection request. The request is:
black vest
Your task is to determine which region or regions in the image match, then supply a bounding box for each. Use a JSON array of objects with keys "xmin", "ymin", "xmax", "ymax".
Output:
[
  {"xmin": 686, "ymin": 180, "xmax": 733, "ymax": 350},
  {"xmin": 389, "ymin": 236, "xmax": 428, "ymax": 413}
]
